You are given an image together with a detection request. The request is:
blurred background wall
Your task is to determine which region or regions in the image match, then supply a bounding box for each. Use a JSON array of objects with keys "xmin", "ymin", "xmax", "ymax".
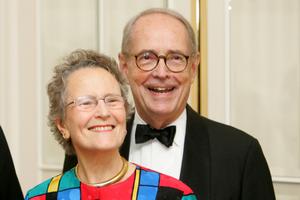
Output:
[{"xmin": 0, "ymin": 0, "xmax": 299, "ymax": 198}]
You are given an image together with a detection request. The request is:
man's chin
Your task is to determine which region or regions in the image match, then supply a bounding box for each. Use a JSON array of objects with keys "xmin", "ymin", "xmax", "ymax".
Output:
[{"xmin": 147, "ymin": 106, "xmax": 175, "ymax": 116}]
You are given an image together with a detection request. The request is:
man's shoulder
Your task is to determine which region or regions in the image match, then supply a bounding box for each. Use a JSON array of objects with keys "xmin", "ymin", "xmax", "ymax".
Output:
[{"xmin": 186, "ymin": 105, "xmax": 257, "ymax": 146}]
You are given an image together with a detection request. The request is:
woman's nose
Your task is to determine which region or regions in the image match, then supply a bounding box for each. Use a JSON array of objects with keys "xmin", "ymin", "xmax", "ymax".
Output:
[{"xmin": 94, "ymin": 100, "xmax": 110, "ymax": 118}]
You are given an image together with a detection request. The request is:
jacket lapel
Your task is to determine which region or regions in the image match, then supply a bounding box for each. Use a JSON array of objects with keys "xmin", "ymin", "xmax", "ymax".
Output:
[
  {"xmin": 120, "ymin": 107, "xmax": 211, "ymax": 199},
  {"xmin": 120, "ymin": 114, "xmax": 134, "ymax": 159},
  {"xmin": 180, "ymin": 105, "xmax": 211, "ymax": 199}
]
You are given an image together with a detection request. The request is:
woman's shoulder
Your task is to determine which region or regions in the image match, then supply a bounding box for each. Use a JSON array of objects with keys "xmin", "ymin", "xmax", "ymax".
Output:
[
  {"xmin": 25, "ymin": 168, "xmax": 78, "ymax": 200},
  {"xmin": 135, "ymin": 165, "xmax": 197, "ymax": 199}
]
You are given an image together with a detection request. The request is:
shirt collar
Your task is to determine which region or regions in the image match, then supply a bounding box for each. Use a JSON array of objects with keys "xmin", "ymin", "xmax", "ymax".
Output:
[{"xmin": 133, "ymin": 108, "xmax": 187, "ymax": 147}]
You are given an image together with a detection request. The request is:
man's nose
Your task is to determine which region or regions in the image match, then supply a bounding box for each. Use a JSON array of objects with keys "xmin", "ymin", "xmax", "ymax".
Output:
[{"xmin": 152, "ymin": 57, "xmax": 169, "ymax": 77}]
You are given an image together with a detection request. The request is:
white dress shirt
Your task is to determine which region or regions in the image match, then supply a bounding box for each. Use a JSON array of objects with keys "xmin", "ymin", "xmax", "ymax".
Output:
[{"xmin": 128, "ymin": 109, "xmax": 187, "ymax": 179}]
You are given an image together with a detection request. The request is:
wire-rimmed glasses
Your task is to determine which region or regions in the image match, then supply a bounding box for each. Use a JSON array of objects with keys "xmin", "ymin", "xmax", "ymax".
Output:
[{"xmin": 65, "ymin": 95, "xmax": 124, "ymax": 112}]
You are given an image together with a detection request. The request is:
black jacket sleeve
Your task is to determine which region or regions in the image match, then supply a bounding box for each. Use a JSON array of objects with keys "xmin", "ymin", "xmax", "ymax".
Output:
[
  {"xmin": 241, "ymin": 139, "xmax": 275, "ymax": 200},
  {"xmin": 0, "ymin": 126, "xmax": 24, "ymax": 199}
]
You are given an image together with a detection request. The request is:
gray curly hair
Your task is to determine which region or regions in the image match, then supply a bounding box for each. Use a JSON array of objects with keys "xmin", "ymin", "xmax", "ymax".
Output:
[{"xmin": 47, "ymin": 49, "xmax": 133, "ymax": 155}]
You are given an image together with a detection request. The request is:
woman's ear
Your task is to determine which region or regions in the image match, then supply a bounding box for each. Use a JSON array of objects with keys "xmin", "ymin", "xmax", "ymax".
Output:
[{"xmin": 55, "ymin": 118, "xmax": 70, "ymax": 139}]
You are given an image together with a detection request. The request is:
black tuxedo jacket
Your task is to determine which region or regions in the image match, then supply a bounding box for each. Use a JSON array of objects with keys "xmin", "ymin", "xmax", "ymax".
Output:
[
  {"xmin": 63, "ymin": 105, "xmax": 275, "ymax": 200},
  {"xmin": 0, "ymin": 126, "xmax": 24, "ymax": 199}
]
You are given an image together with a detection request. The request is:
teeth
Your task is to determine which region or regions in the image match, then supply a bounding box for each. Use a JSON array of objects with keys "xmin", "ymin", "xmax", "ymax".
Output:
[
  {"xmin": 90, "ymin": 126, "xmax": 113, "ymax": 131},
  {"xmin": 149, "ymin": 87, "xmax": 174, "ymax": 93}
]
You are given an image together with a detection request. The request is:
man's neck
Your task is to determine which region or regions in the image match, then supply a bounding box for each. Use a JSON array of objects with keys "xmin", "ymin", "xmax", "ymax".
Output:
[{"xmin": 135, "ymin": 108, "xmax": 185, "ymax": 129}]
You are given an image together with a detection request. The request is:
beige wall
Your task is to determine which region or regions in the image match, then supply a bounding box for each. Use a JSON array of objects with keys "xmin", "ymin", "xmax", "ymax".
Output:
[
  {"xmin": 0, "ymin": 0, "xmax": 299, "ymax": 198},
  {"xmin": 207, "ymin": 0, "xmax": 300, "ymax": 199},
  {"xmin": 0, "ymin": 0, "xmax": 39, "ymax": 192}
]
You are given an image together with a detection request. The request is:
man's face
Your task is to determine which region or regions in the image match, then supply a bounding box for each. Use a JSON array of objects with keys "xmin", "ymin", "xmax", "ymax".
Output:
[{"xmin": 119, "ymin": 13, "xmax": 199, "ymax": 128}]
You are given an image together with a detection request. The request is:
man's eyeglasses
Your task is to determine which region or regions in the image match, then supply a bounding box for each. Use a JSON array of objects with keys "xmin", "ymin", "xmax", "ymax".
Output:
[
  {"xmin": 65, "ymin": 95, "xmax": 124, "ymax": 112},
  {"xmin": 131, "ymin": 51, "xmax": 190, "ymax": 73}
]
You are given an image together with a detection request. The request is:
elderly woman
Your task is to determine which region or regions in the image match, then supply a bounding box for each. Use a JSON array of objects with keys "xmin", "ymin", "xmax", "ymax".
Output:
[{"xmin": 25, "ymin": 49, "xmax": 197, "ymax": 200}]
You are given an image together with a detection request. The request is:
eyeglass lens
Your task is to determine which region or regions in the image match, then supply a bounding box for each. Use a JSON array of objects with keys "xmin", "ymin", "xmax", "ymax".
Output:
[
  {"xmin": 69, "ymin": 95, "xmax": 124, "ymax": 111},
  {"xmin": 135, "ymin": 51, "xmax": 188, "ymax": 72}
]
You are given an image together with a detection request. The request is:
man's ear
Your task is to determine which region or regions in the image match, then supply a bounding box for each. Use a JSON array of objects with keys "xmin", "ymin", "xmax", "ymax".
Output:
[
  {"xmin": 55, "ymin": 118, "xmax": 70, "ymax": 139},
  {"xmin": 118, "ymin": 53, "xmax": 128, "ymax": 75},
  {"xmin": 190, "ymin": 52, "xmax": 200, "ymax": 82}
]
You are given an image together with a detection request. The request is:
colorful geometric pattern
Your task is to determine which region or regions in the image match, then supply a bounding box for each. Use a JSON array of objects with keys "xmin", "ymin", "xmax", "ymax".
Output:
[{"xmin": 25, "ymin": 165, "xmax": 197, "ymax": 200}]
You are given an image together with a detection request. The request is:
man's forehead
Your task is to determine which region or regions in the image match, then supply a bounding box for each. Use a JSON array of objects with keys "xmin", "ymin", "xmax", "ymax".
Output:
[
  {"xmin": 129, "ymin": 14, "xmax": 191, "ymax": 53},
  {"xmin": 131, "ymin": 13, "xmax": 188, "ymax": 41},
  {"xmin": 134, "ymin": 13, "xmax": 181, "ymax": 27}
]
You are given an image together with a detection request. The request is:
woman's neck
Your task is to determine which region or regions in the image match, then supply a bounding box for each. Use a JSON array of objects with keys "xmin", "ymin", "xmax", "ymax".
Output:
[{"xmin": 76, "ymin": 150, "xmax": 124, "ymax": 185}]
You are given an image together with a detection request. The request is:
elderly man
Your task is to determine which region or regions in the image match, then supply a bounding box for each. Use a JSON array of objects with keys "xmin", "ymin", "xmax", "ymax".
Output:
[{"xmin": 64, "ymin": 8, "xmax": 275, "ymax": 200}]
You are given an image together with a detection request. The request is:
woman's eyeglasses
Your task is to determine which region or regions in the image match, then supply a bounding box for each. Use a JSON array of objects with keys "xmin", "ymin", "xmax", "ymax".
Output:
[{"xmin": 66, "ymin": 95, "xmax": 124, "ymax": 112}]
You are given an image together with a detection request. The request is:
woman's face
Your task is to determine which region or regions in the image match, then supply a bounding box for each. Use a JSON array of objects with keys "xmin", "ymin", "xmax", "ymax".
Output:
[{"xmin": 57, "ymin": 67, "xmax": 127, "ymax": 155}]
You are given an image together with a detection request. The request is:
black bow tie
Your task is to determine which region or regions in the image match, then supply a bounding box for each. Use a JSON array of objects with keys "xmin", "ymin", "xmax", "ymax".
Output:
[{"xmin": 135, "ymin": 124, "xmax": 176, "ymax": 147}]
